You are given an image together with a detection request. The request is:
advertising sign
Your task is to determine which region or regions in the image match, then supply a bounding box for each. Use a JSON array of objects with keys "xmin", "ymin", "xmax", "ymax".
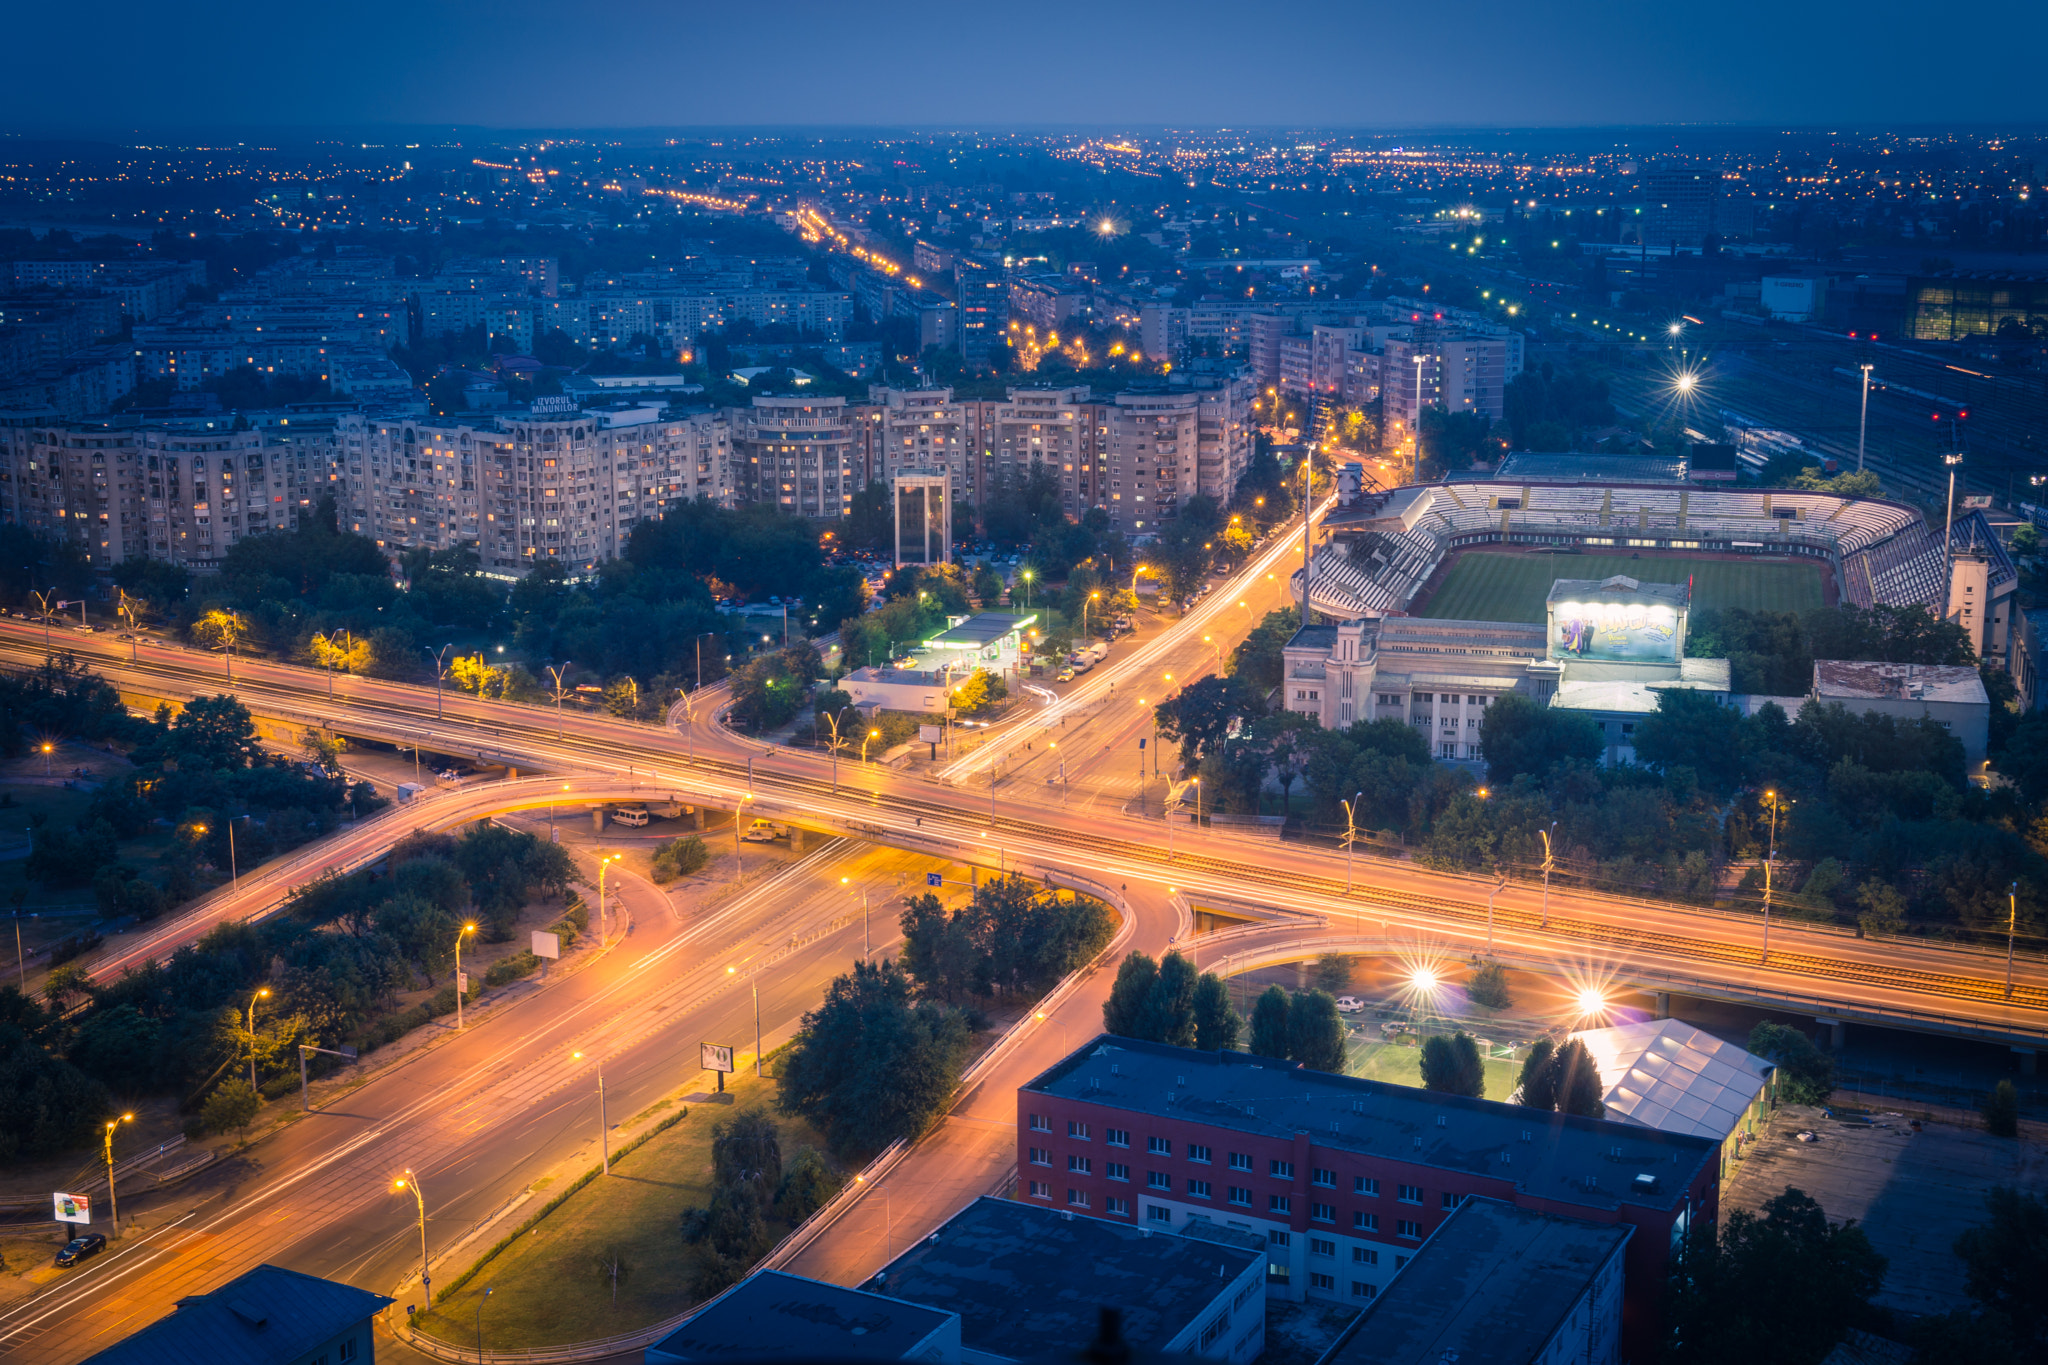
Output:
[
  {"xmin": 457, "ymin": 972, "xmax": 469, "ymax": 994},
  {"xmin": 701, "ymin": 1042, "xmax": 735, "ymax": 1074},
  {"xmin": 530, "ymin": 395, "xmax": 578, "ymax": 416},
  {"xmin": 1551, "ymin": 599, "xmax": 1680, "ymax": 664},
  {"xmin": 53, "ymin": 1192, "xmax": 90, "ymax": 1224},
  {"xmin": 918, "ymin": 725, "xmax": 943, "ymax": 744},
  {"xmin": 532, "ymin": 930, "xmax": 561, "ymax": 960}
]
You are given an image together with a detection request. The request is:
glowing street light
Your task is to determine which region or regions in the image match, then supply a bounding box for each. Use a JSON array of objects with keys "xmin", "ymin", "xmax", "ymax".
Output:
[
  {"xmin": 452, "ymin": 922, "xmax": 477, "ymax": 1030},
  {"xmin": 394, "ymin": 1169, "xmax": 431, "ymax": 1302},
  {"xmin": 103, "ymin": 1112, "xmax": 134, "ymax": 1237}
]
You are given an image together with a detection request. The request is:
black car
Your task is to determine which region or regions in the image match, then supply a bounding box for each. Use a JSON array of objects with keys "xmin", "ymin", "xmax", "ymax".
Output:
[{"xmin": 56, "ymin": 1234, "xmax": 105, "ymax": 1267}]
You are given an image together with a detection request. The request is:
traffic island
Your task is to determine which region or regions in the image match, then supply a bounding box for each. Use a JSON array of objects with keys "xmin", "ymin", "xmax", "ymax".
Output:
[{"xmin": 408, "ymin": 1071, "xmax": 841, "ymax": 1353}]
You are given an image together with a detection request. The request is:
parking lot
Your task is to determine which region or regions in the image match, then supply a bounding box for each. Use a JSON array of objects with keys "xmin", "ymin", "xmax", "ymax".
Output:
[{"xmin": 1720, "ymin": 1102, "xmax": 2048, "ymax": 1315}]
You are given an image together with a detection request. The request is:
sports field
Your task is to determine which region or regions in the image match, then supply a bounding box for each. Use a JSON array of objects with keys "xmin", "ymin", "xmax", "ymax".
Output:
[{"xmin": 1417, "ymin": 550, "xmax": 1825, "ymax": 624}]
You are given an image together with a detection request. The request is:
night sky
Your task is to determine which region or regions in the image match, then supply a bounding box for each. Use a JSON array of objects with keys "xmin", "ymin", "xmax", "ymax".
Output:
[{"xmin": 4, "ymin": 0, "xmax": 2043, "ymax": 133}]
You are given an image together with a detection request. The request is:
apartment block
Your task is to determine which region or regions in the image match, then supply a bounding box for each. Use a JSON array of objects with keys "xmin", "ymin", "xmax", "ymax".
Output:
[
  {"xmin": 1020, "ymin": 1037, "xmax": 1716, "ymax": 1364},
  {"xmin": 981, "ymin": 384, "xmax": 1099, "ymax": 515},
  {"xmin": 733, "ymin": 395, "xmax": 859, "ymax": 520}
]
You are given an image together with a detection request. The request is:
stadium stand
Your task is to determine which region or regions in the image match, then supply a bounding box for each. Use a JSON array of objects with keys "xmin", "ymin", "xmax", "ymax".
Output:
[{"xmin": 1303, "ymin": 479, "xmax": 1946, "ymax": 622}]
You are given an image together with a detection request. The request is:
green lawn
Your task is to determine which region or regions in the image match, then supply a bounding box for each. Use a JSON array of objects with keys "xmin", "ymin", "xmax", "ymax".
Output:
[
  {"xmin": 415, "ymin": 1075, "xmax": 836, "ymax": 1351},
  {"xmin": 1345, "ymin": 1035, "xmax": 1521, "ymax": 1103},
  {"xmin": 1418, "ymin": 551, "xmax": 1824, "ymax": 624}
]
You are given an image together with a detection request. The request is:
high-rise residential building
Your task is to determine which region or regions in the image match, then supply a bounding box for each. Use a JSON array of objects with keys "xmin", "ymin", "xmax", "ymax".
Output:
[
  {"xmin": 732, "ymin": 395, "xmax": 859, "ymax": 520},
  {"xmin": 1643, "ymin": 167, "xmax": 1720, "ymax": 250},
  {"xmin": 867, "ymin": 386, "xmax": 973, "ymax": 497},
  {"xmin": 980, "ymin": 385, "xmax": 1099, "ymax": 516},
  {"xmin": 956, "ymin": 262, "xmax": 1008, "ymax": 367}
]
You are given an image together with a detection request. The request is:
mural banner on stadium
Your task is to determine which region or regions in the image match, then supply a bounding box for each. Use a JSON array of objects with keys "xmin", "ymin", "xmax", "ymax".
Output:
[{"xmin": 1551, "ymin": 600, "xmax": 1680, "ymax": 664}]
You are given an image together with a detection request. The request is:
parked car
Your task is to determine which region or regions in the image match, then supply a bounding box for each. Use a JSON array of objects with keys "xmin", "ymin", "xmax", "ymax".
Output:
[
  {"xmin": 1056, "ymin": 667, "xmax": 1075, "ymax": 682},
  {"xmin": 741, "ymin": 818, "xmax": 788, "ymax": 843},
  {"xmin": 1334, "ymin": 995, "xmax": 1364, "ymax": 1014},
  {"xmin": 56, "ymin": 1234, "xmax": 106, "ymax": 1267}
]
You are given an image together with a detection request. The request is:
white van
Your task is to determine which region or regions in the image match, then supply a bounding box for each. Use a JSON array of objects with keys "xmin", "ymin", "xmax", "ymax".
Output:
[
  {"xmin": 612, "ymin": 805, "xmax": 650, "ymax": 828},
  {"xmin": 1086, "ymin": 642, "xmax": 1109, "ymax": 663}
]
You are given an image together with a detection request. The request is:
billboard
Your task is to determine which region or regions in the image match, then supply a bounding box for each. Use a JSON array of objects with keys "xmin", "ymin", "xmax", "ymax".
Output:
[
  {"xmin": 701, "ymin": 1042, "xmax": 735, "ymax": 1074},
  {"xmin": 531, "ymin": 930, "xmax": 560, "ymax": 960},
  {"xmin": 54, "ymin": 1192, "xmax": 90, "ymax": 1224},
  {"xmin": 1551, "ymin": 598, "xmax": 1681, "ymax": 664}
]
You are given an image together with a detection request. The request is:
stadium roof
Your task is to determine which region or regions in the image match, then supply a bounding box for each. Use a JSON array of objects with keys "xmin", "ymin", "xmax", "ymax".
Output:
[
  {"xmin": 1485, "ymin": 452, "xmax": 1688, "ymax": 483},
  {"xmin": 1572, "ymin": 1019, "xmax": 1773, "ymax": 1142}
]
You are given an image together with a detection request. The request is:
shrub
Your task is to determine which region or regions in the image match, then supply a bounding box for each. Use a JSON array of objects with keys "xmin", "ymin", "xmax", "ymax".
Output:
[
  {"xmin": 201, "ymin": 1077, "xmax": 261, "ymax": 1136},
  {"xmin": 1467, "ymin": 963, "xmax": 1512, "ymax": 1010},
  {"xmin": 1983, "ymin": 1079, "xmax": 2021, "ymax": 1137},
  {"xmin": 650, "ymin": 834, "xmax": 710, "ymax": 884}
]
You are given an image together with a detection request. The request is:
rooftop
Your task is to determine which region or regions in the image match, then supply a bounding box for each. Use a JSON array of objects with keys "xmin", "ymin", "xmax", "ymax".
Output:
[
  {"xmin": 874, "ymin": 1196, "xmax": 1261, "ymax": 1359},
  {"xmin": 1328, "ymin": 1199, "xmax": 1632, "ymax": 1365},
  {"xmin": 1547, "ymin": 575, "xmax": 1689, "ymax": 607},
  {"xmin": 1027, "ymin": 1038, "xmax": 1716, "ymax": 1214},
  {"xmin": 1490, "ymin": 452, "xmax": 1690, "ymax": 483},
  {"xmin": 1812, "ymin": 660, "xmax": 1987, "ymax": 705},
  {"xmin": 81, "ymin": 1264, "xmax": 391, "ymax": 1365},
  {"xmin": 924, "ymin": 612, "xmax": 1036, "ymax": 648},
  {"xmin": 647, "ymin": 1270, "xmax": 957, "ymax": 1362},
  {"xmin": 1573, "ymin": 1019, "xmax": 1774, "ymax": 1143}
]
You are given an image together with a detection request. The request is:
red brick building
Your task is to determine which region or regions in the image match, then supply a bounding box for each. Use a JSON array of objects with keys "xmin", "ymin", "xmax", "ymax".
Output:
[{"xmin": 1019, "ymin": 1037, "xmax": 1719, "ymax": 1363}]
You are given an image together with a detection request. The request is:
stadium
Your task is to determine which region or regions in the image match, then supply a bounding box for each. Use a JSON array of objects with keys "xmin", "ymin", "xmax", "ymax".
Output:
[
  {"xmin": 1305, "ymin": 455, "xmax": 2013, "ymax": 635},
  {"xmin": 1282, "ymin": 454, "xmax": 2013, "ymax": 769}
]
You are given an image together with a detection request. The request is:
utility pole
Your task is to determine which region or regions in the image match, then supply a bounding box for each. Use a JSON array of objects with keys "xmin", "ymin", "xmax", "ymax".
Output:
[
  {"xmin": 395, "ymin": 1169, "xmax": 430, "ymax": 1304},
  {"xmin": 1942, "ymin": 453, "xmax": 1963, "ymax": 620},
  {"xmin": 2007, "ymin": 881, "xmax": 2019, "ymax": 1000},
  {"xmin": 1539, "ymin": 823, "xmax": 1557, "ymax": 930}
]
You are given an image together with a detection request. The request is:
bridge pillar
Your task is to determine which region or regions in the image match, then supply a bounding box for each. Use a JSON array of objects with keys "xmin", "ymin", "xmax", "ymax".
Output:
[
  {"xmin": 2017, "ymin": 1048, "xmax": 2037, "ymax": 1077},
  {"xmin": 683, "ymin": 806, "xmax": 701, "ymax": 830},
  {"xmin": 592, "ymin": 807, "xmax": 606, "ymax": 833},
  {"xmin": 1654, "ymin": 992, "xmax": 1671, "ymax": 1019},
  {"xmin": 790, "ymin": 827, "xmax": 805, "ymax": 853},
  {"xmin": 1816, "ymin": 1016, "xmax": 1844, "ymax": 1050}
]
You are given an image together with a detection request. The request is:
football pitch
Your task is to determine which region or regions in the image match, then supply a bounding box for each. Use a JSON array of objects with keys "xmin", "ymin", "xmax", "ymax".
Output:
[{"xmin": 1416, "ymin": 550, "xmax": 1826, "ymax": 624}]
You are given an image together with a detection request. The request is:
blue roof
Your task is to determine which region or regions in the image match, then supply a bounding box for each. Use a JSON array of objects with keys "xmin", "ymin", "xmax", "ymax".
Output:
[
  {"xmin": 82, "ymin": 1264, "xmax": 390, "ymax": 1365},
  {"xmin": 648, "ymin": 1270, "xmax": 955, "ymax": 1361}
]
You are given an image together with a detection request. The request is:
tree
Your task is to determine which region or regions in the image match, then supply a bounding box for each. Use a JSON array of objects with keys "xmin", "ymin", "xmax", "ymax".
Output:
[
  {"xmin": 0, "ymin": 1022, "xmax": 108, "ymax": 1160},
  {"xmin": 1287, "ymin": 989, "xmax": 1348, "ymax": 1073},
  {"xmin": 1982, "ymin": 1079, "xmax": 2020, "ymax": 1137},
  {"xmin": 1420, "ymin": 1032, "xmax": 1486, "ymax": 1097},
  {"xmin": 1480, "ymin": 693, "xmax": 1601, "ymax": 784},
  {"xmin": 775, "ymin": 1147, "xmax": 840, "ymax": 1222},
  {"xmin": 1632, "ymin": 688, "xmax": 1751, "ymax": 798},
  {"xmin": 1230, "ymin": 608, "xmax": 1300, "ymax": 694},
  {"xmin": 1249, "ymin": 985, "xmax": 1291, "ymax": 1058},
  {"xmin": 950, "ymin": 668, "xmax": 1008, "ymax": 717},
  {"xmin": 1665, "ymin": 1188, "xmax": 1887, "ymax": 1365},
  {"xmin": 1516, "ymin": 1038, "xmax": 1559, "ymax": 1109},
  {"xmin": 1192, "ymin": 974, "xmax": 1241, "ymax": 1052},
  {"xmin": 1748, "ymin": 1022, "xmax": 1835, "ymax": 1105},
  {"xmin": 1467, "ymin": 964, "xmax": 1512, "ymax": 1010},
  {"xmin": 712, "ymin": 1108, "xmax": 783, "ymax": 1189},
  {"xmin": 201, "ymin": 1076, "xmax": 261, "ymax": 1137},
  {"xmin": 1155, "ymin": 674, "xmax": 1264, "ymax": 770},
  {"xmin": 776, "ymin": 960, "xmax": 972, "ymax": 1157},
  {"xmin": 650, "ymin": 835, "xmax": 709, "ymax": 883},
  {"xmin": 1134, "ymin": 951, "xmax": 1199, "ymax": 1048},
  {"xmin": 1311, "ymin": 953, "xmax": 1351, "ymax": 994},
  {"xmin": 1954, "ymin": 1186, "xmax": 2048, "ymax": 1357},
  {"xmin": 1103, "ymin": 952, "xmax": 1159, "ymax": 1038}
]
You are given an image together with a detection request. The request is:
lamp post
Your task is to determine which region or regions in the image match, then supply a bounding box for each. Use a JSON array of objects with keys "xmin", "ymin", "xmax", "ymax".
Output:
[
  {"xmin": 844, "ymin": 875, "xmax": 872, "ymax": 961},
  {"xmin": 1539, "ymin": 824, "xmax": 1557, "ymax": 930},
  {"xmin": 597, "ymin": 855, "xmax": 620, "ymax": 945},
  {"xmin": 227, "ymin": 814, "xmax": 243, "ymax": 891},
  {"xmin": 727, "ymin": 965, "xmax": 762, "ymax": 1075},
  {"xmin": 32, "ymin": 589, "xmax": 56, "ymax": 652},
  {"xmin": 1019, "ymin": 568, "xmax": 1033, "ymax": 608},
  {"xmin": 2007, "ymin": 879, "xmax": 2023, "ymax": 998},
  {"xmin": 426, "ymin": 644, "xmax": 454, "ymax": 719},
  {"xmin": 103, "ymin": 1112, "xmax": 133, "ymax": 1237},
  {"xmin": 1340, "ymin": 792, "xmax": 1364, "ymax": 894},
  {"xmin": 476, "ymin": 1285, "xmax": 494, "ymax": 1363},
  {"xmin": 246, "ymin": 987, "xmax": 271, "ymax": 1088},
  {"xmin": 1761, "ymin": 789, "xmax": 1790, "ymax": 963},
  {"xmin": 822, "ymin": 707, "xmax": 855, "ymax": 791},
  {"xmin": 861, "ymin": 727, "xmax": 880, "ymax": 766},
  {"xmin": 1942, "ymin": 454, "xmax": 1964, "ymax": 613},
  {"xmin": 1857, "ymin": 364, "xmax": 1874, "ymax": 472},
  {"xmin": 452, "ymin": 921, "xmax": 477, "ymax": 1029},
  {"xmin": 298, "ymin": 1041, "xmax": 358, "ymax": 1112},
  {"xmin": 1486, "ymin": 873, "xmax": 1508, "ymax": 956},
  {"xmin": 41, "ymin": 742, "xmax": 51, "ymax": 777},
  {"xmin": 1082, "ymin": 590, "xmax": 1100, "ymax": 639},
  {"xmin": 546, "ymin": 663, "xmax": 573, "ymax": 739},
  {"xmin": 573, "ymin": 1050, "xmax": 611, "ymax": 1173},
  {"xmin": 395, "ymin": 1169, "xmax": 430, "ymax": 1303}
]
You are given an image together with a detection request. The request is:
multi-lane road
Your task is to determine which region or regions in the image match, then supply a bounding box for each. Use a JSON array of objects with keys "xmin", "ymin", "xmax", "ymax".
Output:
[{"xmin": 4, "ymin": 508, "xmax": 2047, "ymax": 1360}]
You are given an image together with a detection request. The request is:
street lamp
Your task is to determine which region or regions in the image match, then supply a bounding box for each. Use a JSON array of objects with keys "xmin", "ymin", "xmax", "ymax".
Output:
[
  {"xmin": 861, "ymin": 727, "xmax": 881, "ymax": 765},
  {"xmin": 40, "ymin": 742, "xmax": 51, "ymax": 778},
  {"xmin": 394, "ymin": 1169, "xmax": 430, "ymax": 1303},
  {"xmin": 425, "ymin": 643, "xmax": 455, "ymax": 720},
  {"xmin": 1538, "ymin": 824, "xmax": 1557, "ymax": 930},
  {"xmin": 1857, "ymin": 364, "xmax": 1874, "ymax": 472},
  {"xmin": 727, "ymin": 964, "xmax": 763, "ymax": 1075},
  {"xmin": 598, "ymin": 855, "xmax": 621, "ymax": 944},
  {"xmin": 103, "ymin": 1112, "xmax": 133, "ymax": 1237},
  {"xmin": 1340, "ymin": 792, "xmax": 1364, "ymax": 894},
  {"xmin": 246, "ymin": 987, "xmax": 271, "ymax": 1088},
  {"xmin": 1761, "ymin": 789, "xmax": 1790, "ymax": 963},
  {"xmin": 822, "ymin": 707, "xmax": 856, "ymax": 790},
  {"xmin": 1943, "ymin": 454, "xmax": 1964, "ymax": 598},
  {"xmin": 1020, "ymin": 568, "xmax": 1034, "ymax": 608},
  {"xmin": 545, "ymin": 662, "xmax": 574, "ymax": 738},
  {"xmin": 1082, "ymin": 589, "xmax": 1101, "ymax": 639},
  {"xmin": 452, "ymin": 922, "xmax": 477, "ymax": 1029},
  {"xmin": 572, "ymin": 1050, "xmax": 611, "ymax": 1174},
  {"xmin": 1486, "ymin": 873, "xmax": 1507, "ymax": 956},
  {"xmin": 2008, "ymin": 881, "xmax": 2019, "ymax": 999}
]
